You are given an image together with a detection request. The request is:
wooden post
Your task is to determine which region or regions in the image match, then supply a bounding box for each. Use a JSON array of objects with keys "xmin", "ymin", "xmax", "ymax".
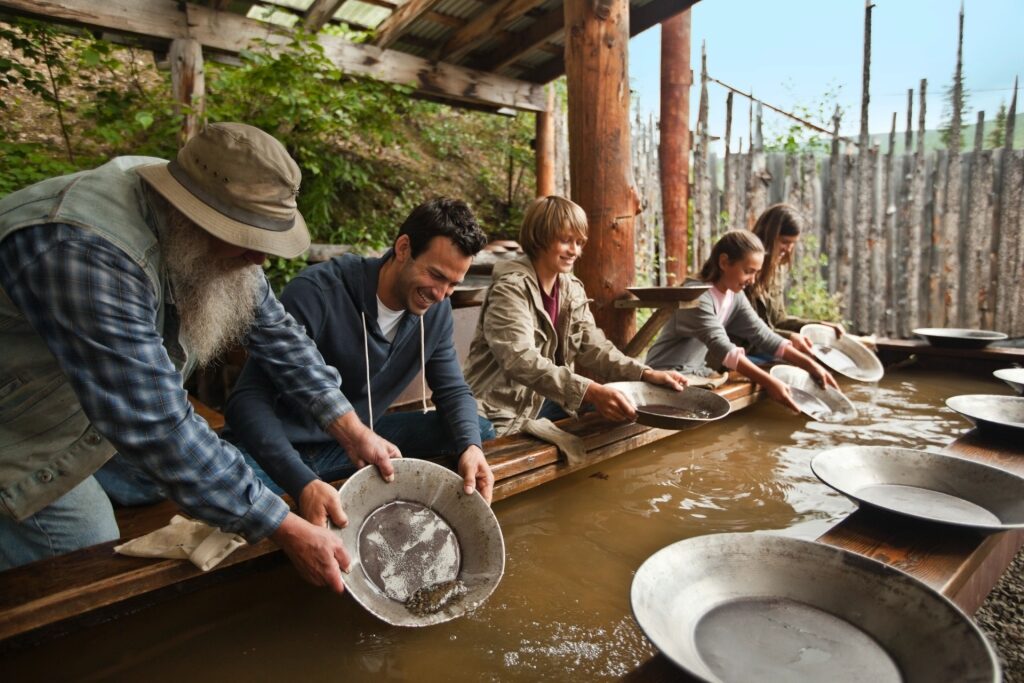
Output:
[
  {"xmin": 659, "ymin": 9, "xmax": 692, "ymax": 284},
  {"xmin": 904, "ymin": 80, "xmax": 927, "ymax": 334},
  {"xmin": 565, "ymin": 0, "xmax": 637, "ymax": 347},
  {"xmin": 745, "ymin": 104, "xmax": 769, "ymax": 230},
  {"xmin": 965, "ymin": 111, "xmax": 992, "ymax": 329},
  {"xmin": 993, "ymin": 78, "xmax": 1019, "ymax": 332},
  {"xmin": 826, "ymin": 107, "xmax": 842, "ymax": 294},
  {"xmin": 536, "ymin": 85, "xmax": 556, "ymax": 197},
  {"xmin": 169, "ymin": 38, "xmax": 205, "ymax": 145},
  {"xmin": 941, "ymin": 3, "xmax": 966, "ymax": 326},
  {"xmin": 692, "ymin": 43, "xmax": 711, "ymax": 272},
  {"xmin": 722, "ymin": 92, "xmax": 734, "ymax": 232},
  {"xmin": 852, "ymin": 0, "xmax": 873, "ymax": 333}
]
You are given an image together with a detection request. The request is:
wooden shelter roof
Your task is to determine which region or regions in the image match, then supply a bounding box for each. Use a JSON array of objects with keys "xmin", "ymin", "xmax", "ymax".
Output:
[{"xmin": 0, "ymin": 0, "xmax": 698, "ymax": 112}]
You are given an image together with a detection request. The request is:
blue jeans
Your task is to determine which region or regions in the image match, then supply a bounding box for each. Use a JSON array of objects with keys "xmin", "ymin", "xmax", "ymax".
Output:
[
  {"xmin": 537, "ymin": 399, "xmax": 570, "ymax": 422},
  {"xmin": 0, "ymin": 475, "xmax": 120, "ymax": 570},
  {"xmin": 244, "ymin": 411, "xmax": 496, "ymax": 495}
]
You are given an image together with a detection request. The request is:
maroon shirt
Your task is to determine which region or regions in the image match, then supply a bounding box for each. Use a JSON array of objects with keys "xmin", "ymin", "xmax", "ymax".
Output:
[{"xmin": 540, "ymin": 281, "xmax": 563, "ymax": 365}]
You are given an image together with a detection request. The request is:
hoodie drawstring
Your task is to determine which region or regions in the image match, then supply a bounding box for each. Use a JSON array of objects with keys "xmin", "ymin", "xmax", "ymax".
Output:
[
  {"xmin": 362, "ymin": 312, "xmax": 374, "ymax": 428},
  {"xmin": 420, "ymin": 317, "xmax": 428, "ymax": 413}
]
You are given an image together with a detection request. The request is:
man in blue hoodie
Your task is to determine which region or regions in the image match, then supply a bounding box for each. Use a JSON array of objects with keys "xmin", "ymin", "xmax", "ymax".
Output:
[{"xmin": 225, "ymin": 198, "xmax": 495, "ymax": 528}]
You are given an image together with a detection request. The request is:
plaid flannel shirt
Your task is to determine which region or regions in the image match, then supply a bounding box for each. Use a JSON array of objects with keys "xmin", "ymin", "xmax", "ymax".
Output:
[{"xmin": 0, "ymin": 224, "xmax": 350, "ymax": 541}]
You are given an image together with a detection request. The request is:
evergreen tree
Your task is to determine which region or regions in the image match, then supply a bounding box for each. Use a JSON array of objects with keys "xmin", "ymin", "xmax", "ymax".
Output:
[{"xmin": 988, "ymin": 102, "xmax": 1007, "ymax": 148}]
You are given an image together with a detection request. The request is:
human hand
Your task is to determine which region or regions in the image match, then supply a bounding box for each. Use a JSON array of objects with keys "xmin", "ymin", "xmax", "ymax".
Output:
[
  {"xmin": 458, "ymin": 445, "xmax": 494, "ymax": 504},
  {"xmin": 298, "ymin": 479, "xmax": 348, "ymax": 528},
  {"xmin": 642, "ymin": 368, "xmax": 689, "ymax": 392},
  {"xmin": 765, "ymin": 377, "xmax": 801, "ymax": 414},
  {"xmin": 809, "ymin": 362, "xmax": 840, "ymax": 390},
  {"xmin": 822, "ymin": 321, "xmax": 846, "ymax": 338},
  {"xmin": 271, "ymin": 512, "xmax": 351, "ymax": 593},
  {"xmin": 327, "ymin": 412, "xmax": 402, "ymax": 483},
  {"xmin": 584, "ymin": 382, "xmax": 637, "ymax": 422},
  {"xmin": 789, "ymin": 332, "xmax": 814, "ymax": 355}
]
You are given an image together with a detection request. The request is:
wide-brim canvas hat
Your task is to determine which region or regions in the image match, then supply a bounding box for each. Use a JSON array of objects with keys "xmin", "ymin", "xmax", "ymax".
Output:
[
  {"xmin": 331, "ymin": 458, "xmax": 505, "ymax": 627},
  {"xmin": 136, "ymin": 122, "xmax": 310, "ymax": 259}
]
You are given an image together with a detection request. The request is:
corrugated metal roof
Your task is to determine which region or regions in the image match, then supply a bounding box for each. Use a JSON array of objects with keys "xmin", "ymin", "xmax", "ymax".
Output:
[
  {"xmin": 433, "ymin": 0, "xmax": 486, "ymax": 21},
  {"xmin": 333, "ymin": 1, "xmax": 392, "ymax": 29},
  {"xmin": 245, "ymin": 4, "xmax": 300, "ymax": 27},
  {"xmin": 262, "ymin": 0, "xmax": 314, "ymax": 10},
  {"xmin": 405, "ymin": 19, "xmax": 452, "ymax": 42}
]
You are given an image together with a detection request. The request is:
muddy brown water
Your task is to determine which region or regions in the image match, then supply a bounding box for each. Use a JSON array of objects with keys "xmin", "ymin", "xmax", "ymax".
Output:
[{"xmin": 5, "ymin": 369, "xmax": 1008, "ymax": 682}]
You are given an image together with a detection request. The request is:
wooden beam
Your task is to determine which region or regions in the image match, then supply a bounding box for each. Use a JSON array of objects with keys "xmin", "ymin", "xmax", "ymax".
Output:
[
  {"xmin": 437, "ymin": 0, "xmax": 546, "ymax": 64},
  {"xmin": 472, "ymin": 7, "xmax": 564, "ymax": 73},
  {"xmin": 519, "ymin": 0, "xmax": 700, "ymax": 83},
  {"xmin": 169, "ymin": 38, "xmax": 205, "ymax": 145},
  {"xmin": 317, "ymin": 33, "xmax": 546, "ymax": 111},
  {"xmin": 565, "ymin": 0, "xmax": 636, "ymax": 348},
  {"xmin": 372, "ymin": 0, "xmax": 441, "ymax": 49},
  {"xmin": 0, "ymin": 0, "xmax": 546, "ymax": 112},
  {"xmin": 303, "ymin": 0, "xmax": 345, "ymax": 31}
]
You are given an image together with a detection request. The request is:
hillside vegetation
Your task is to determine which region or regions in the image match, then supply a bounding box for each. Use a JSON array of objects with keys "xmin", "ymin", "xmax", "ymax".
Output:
[{"xmin": 0, "ymin": 19, "xmax": 537, "ymax": 286}]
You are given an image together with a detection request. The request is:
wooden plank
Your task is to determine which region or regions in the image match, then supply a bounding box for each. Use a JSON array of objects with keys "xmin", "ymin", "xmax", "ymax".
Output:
[
  {"xmin": 437, "ymin": 0, "xmax": 546, "ymax": 65},
  {"xmin": 303, "ymin": 0, "xmax": 345, "ymax": 31},
  {"xmin": 818, "ymin": 427, "xmax": 1024, "ymax": 613},
  {"xmin": 372, "ymin": 0, "xmax": 442, "ymax": 49},
  {"xmin": 516, "ymin": 0, "xmax": 699, "ymax": 84},
  {"xmin": 472, "ymin": 8, "xmax": 564, "ymax": 74},
  {"xmin": 0, "ymin": 0, "xmax": 546, "ymax": 113}
]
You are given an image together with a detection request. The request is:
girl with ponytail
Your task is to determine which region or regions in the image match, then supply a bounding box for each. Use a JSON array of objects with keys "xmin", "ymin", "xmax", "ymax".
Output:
[{"xmin": 646, "ymin": 230, "xmax": 837, "ymax": 412}]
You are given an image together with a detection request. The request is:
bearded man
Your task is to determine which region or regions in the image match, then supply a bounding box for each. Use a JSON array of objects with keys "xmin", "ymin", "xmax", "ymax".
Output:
[{"xmin": 0, "ymin": 123, "xmax": 367, "ymax": 593}]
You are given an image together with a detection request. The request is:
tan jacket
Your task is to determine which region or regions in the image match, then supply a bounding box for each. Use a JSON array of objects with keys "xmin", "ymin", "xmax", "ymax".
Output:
[{"xmin": 463, "ymin": 256, "xmax": 647, "ymax": 435}]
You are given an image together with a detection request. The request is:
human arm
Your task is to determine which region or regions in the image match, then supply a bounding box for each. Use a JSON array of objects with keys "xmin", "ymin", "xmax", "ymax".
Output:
[
  {"xmin": 734, "ymin": 356, "xmax": 802, "ymax": 413},
  {"xmin": 0, "ymin": 227, "xmax": 288, "ymax": 541},
  {"xmin": 641, "ymin": 368, "xmax": 689, "ymax": 391},
  {"xmin": 779, "ymin": 345, "xmax": 839, "ymax": 389}
]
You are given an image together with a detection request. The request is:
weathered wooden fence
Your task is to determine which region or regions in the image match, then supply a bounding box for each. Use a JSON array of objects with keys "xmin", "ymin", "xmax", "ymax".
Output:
[{"xmin": 628, "ymin": 112, "xmax": 1024, "ymax": 339}]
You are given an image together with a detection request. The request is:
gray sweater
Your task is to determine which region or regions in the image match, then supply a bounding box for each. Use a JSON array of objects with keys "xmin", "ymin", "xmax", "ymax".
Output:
[{"xmin": 645, "ymin": 279, "xmax": 787, "ymax": 375}]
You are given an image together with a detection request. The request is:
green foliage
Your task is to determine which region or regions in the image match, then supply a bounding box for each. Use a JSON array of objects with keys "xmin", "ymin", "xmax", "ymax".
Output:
[
  {"xmin": 940, "ymin": 75, "xmax": 970, "ymax": 150},
  {"xmin": 988, "ymin": 102, "xmax": 1008, "ymax": 148},
  {"xmin": 205, "ymin": 31, "xmax": 413, "ymax": 246},
  {"xmin": 764, "ymin": 82, "xmax": 844, "ymax": 155},
  {"xmin": 263, "ymin": 254, "xmax": 309, "ymax": 294},
  {"xmin": 0, "ymin": 138, "xmax": 78, "ymax": 197},
  {"xmin": 785, "ymin": 236, "xmax": 844, "ymax": 324}
]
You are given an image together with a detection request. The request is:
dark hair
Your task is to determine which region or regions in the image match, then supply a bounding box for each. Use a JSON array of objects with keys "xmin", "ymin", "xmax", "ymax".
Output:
[
  {"xmin": 750, "ymin": 203, "xmax": 804, "ymax": 297},
  {"xmin": 699, "ymin": 230, "xmax": 765, "ymax": 283},
  {"xmin": 396, "ymin": 197, "xmax": 488, "ymax": 258}
]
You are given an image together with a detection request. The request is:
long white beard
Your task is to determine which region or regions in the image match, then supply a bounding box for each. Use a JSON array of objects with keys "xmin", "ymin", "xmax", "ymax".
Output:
[{"xmin": 162, "ymin": 212, "xmax": 262, "ymax": 367}]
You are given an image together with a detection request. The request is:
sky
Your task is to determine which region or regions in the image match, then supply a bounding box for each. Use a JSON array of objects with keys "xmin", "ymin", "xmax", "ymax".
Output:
[{"xmin": 628, "ymin": 0, "xmax": 1023, "ymax": 151}]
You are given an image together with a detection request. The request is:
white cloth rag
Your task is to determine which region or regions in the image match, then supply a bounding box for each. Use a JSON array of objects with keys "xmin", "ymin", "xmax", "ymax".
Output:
[{"xmin": 114, "ymin": 515, "xmax": 246, "ymax": 571}]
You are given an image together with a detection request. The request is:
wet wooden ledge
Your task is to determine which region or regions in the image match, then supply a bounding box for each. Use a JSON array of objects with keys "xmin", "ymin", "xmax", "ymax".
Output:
[{"xmin": 0, "ymin": 379, "xmax": 761, "ymax": 649}]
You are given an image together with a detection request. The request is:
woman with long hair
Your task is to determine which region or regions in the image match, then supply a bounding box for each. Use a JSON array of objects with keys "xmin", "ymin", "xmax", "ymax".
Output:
[
  {"xmin": 748, "ymin": 204, "xmax": 845, "ymax": 354},
  {"xmin": 646, "ymin": 230, "xmax": 837, "ymax": 411},
  {"xmin": 463, "ymin": 196, "xmax": 688, "ymax": 436}
]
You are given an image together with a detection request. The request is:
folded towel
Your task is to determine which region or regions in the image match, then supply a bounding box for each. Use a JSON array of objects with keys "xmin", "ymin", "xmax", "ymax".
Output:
[
  {"xmin": 679, "ymin": 370, "xmax": 729, "ymax": 389},
  {"xmin": 521, "ymin": 417, "xmax": 587, "ymax": 466},
  {"xmin": 114, "ymin": 515, "xmax": 246, "ymax": 571}
]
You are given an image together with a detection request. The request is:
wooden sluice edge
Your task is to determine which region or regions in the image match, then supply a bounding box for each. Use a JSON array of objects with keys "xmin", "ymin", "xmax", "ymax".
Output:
[
  {"xmin": 0, "ymin": 380, "xmax": 759, "ymax": 647},
  {"xmin": 3, "ymin": 371, "xmax": 1022, "ymax": 653}
]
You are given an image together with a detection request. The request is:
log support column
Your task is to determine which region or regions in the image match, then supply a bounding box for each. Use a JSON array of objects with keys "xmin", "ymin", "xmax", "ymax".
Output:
[
  {"xmin": 170, "ymin": 38, "xmax": 205, "ymax": 146},
  {"xmin": 659, "ymin": 10, "xmax": 692, "ymax": 285},
  {"xmin": 564, "ymin": 0, "xmax": 637, "ymax": 348},
  {"xmin": 535, "ymin": 85, "xmax": 556, "ymax": 197}
]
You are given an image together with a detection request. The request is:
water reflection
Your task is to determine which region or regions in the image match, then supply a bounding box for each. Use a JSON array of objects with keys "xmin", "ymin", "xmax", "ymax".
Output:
[{"xmin": 5, "ymin": 369, "xmax": 1004, "ymax": 682}]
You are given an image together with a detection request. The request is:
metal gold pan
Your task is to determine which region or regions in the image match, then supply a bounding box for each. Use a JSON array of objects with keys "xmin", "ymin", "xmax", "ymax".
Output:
[
  {"xmin": 812, "ymin": 446, "xmax": 1024, "ymax": 531},
  {"xmin": 331, "ymin": 458, "xmax": 505, "ymax": 627},
  {"xmin": 604, "ymin": 381, "xmax": 730, "ymax": 430},
  {"xmin": 913, "ymin": 327, "xmax": 1008, "ymax": 349},
  {"xmin": 769, "ymin": 364, "xmax": 857, "ymax": 422},
  {"xmin": 630, "ymin": 533, "xmax": 999, "ymax": 683},
  {"xmin": 993, "ymin": 368, "xmax": 1024, "ymax": 396},
  {"xmin": 800, "ymin": 323, "xmax": 884, "ymax": 382},
  {"xmin": 946, "ymin": 394, "xmax": 1024, "ymax": 438}
]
